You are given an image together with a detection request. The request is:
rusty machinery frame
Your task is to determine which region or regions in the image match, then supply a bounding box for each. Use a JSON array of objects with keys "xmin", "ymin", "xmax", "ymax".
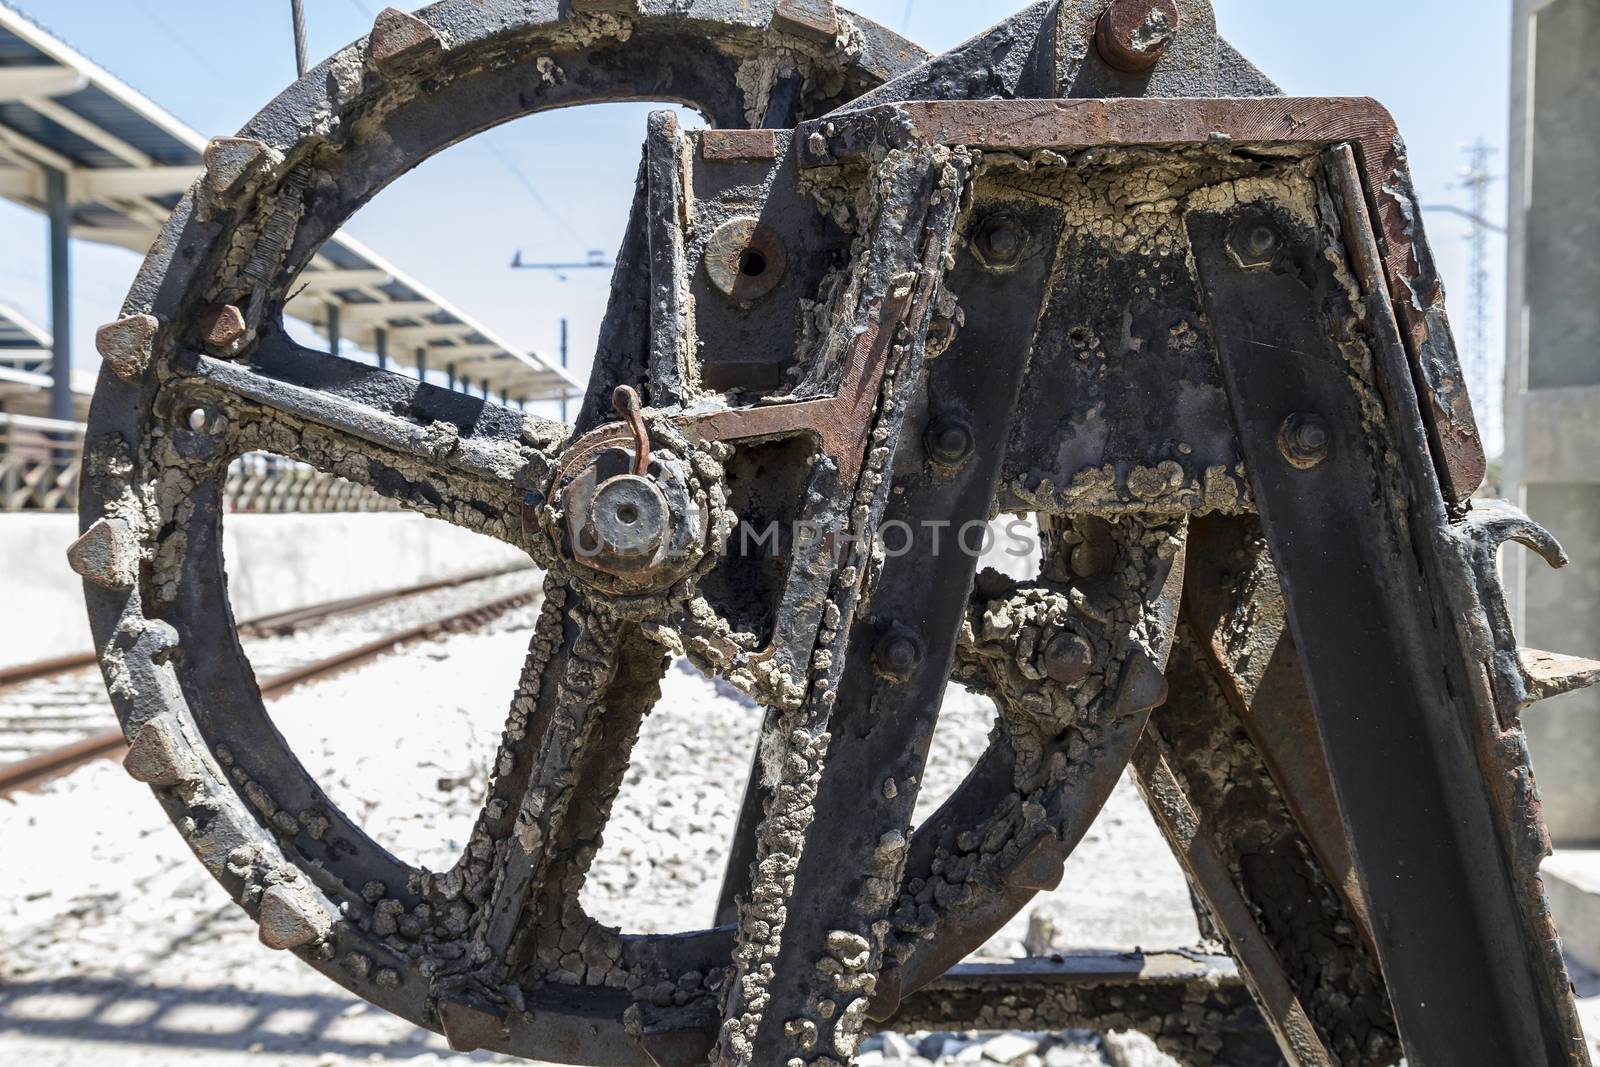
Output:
[{"xmin": 74, "ymin": 1, "xmax": 1600, "ymax": 1065}]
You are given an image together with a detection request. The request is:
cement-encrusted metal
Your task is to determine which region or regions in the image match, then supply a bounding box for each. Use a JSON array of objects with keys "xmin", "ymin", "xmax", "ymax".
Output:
[{"xmin": 79, "ymin": 2, "xmax": 1596, "ymax": 1065}]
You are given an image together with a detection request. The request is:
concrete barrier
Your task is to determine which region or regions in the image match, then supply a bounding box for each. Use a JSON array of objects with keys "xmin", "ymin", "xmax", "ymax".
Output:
[{"xmin": 2, "ymin": 513, "xmax": 528, "ymax": 671}]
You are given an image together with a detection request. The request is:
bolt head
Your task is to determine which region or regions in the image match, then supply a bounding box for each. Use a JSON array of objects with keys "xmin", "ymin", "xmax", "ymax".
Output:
[
  {"xmin": 1042, "ymin": 631, "xmax": 1096, "ymax": 685},
  {"xmin": 875, "ymin": 631, "xmax": 923, "ymax": 680},
  {"xmin": 199, "ymin": 304, "xmax": 248, "ymax": 355},
  {"xmin": 1095, "ymin": 0, "xmax": 1180, "ymax": 74},
  {"xmin": 574, "ymin": 474, "xmax": 669, "ymax": 561},
  {"xmin": 973, "ymin": 217, "xmax": 1023, "ymax": 270},
  {"xmin": 1227, "ymin": 218, "xmax": 1283, "ymax": 270},
  {"xmin": 925, "ymin": 418, "xmax": 975, "ymax": 466},
  {"xmin": 1278, "ymin": 413, "xmax": 1331, "ymax": 469}
]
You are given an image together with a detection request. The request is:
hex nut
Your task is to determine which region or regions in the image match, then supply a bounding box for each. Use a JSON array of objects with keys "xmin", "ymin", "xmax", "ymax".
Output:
[
  {"xmin": 925, "ymin": 418, "xmax": 975, "ymax": 467},
  {"xmin": 198, "ymin": 304, "xmax": 249, "ymax": 356},
  {"xmin": 972, "ymin": 216, "xmax": 1023, "ymax": 271},
  {"xmin": 875, "ymin": 629, "xmax": 924, "ymax": 681},
  {"xmin": 1279, "ymin": 412, "xmax": 1332, "ymax": 469}
]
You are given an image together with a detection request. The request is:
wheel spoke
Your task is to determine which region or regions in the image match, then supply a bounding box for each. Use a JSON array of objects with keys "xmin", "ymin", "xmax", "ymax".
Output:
[
  {"xmin": 173, "ymin": 331, "xmax": 564, "ymax": 546},
  {"xmin": 452, "ymin": 588, "xmax": 668, "ymax": 983}
]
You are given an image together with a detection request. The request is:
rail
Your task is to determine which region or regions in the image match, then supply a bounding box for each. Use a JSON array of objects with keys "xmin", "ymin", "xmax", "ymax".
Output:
[{"xmin": 0, "ymin": 583, "xmax": 539, "ymax": 795}]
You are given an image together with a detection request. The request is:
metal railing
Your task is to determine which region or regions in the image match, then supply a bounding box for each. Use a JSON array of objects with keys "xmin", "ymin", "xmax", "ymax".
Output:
[
  {"xmin": 0, "ymin": 412, "xmax": 81, "ymax": 512},
  {"xmin": 0, "ymin": 414, "xmax": 393, "ymax": 514}
]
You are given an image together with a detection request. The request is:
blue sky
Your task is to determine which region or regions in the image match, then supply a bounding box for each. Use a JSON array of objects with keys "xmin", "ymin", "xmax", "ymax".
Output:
[{"xmin": 0, "ymin": 1, "xmax": 1512, "ymax": 446}]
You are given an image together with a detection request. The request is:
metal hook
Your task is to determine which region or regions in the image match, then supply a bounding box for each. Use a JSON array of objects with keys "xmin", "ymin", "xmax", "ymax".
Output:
[{"xmin": 612, "ymin": 385, "xmax": 650, "ymax": 476}]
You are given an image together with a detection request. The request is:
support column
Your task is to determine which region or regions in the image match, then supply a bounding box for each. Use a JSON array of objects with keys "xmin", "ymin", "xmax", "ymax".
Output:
[
  {"xmin": 415, "ymin": 346, "xmax": 427, "ymax": 383},
  {"xmin": 447, "ymin": 363, "xmax": 457, "ymax": 391},
  {"xmin": 46, "ymin": 167, "xmax": 71, "ymax": 427},
  {"xmin": 1505, "ymin": 0, "xmax": 1600, "ymax": 846},
  {"xmin": 326, "ymin": 302, "xmax": 341, "ymax": 357},
  {"xmin": 375, "ymin": 326, "xmax": 387, "ymax": 369}
]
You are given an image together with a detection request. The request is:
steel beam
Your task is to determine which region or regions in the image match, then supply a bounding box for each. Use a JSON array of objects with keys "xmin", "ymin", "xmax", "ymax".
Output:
[{"xmin": 1188, "ymin": 196, "xmax": 1578, "ymax": 1066}]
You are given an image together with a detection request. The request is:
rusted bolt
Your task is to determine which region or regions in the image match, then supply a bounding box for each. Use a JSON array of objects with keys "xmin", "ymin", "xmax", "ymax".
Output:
[
  {"xmin": 1095, "ymin": 0, "xmax": 1180, "ymax": 74},
  {"xmin": 1279, "ymin": 413, "xmax": 1331, "ymax": 469},
  {"xmin": 198, "ymin": 304, "xmax": 248, "ymax": 355},
  {"xmin": 875, "ymin": 629, "xmax": 923, "ymax": 681},
  {"xmin": 973, "ymin": 217, "xmax": 1022, "ymax": 271},
  {"xmin": 1042, "ymin": 631, "xmax": 1096, "ymax": 685},
  {"xmin": 705, "ymin": 218, "xmax": 787, "ymax": 302},
  {"xmin": 1227, "ymin": 219, "xmax": 1281, "ymax": 270},
  {"xmin": 924, "ymin": 417, "xmax": 974, "ymax": 467}
]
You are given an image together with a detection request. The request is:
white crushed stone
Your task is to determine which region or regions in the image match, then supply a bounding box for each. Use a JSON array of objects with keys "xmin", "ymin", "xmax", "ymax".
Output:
[{"xmin": 6, "ymin": 562, "xmax": 1595, "ymax": 1065}]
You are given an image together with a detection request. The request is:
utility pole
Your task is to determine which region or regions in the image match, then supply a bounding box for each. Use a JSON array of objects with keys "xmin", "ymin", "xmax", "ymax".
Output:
[
  {"xmin": 560, "ymin": 317, "xmax": 569, "ymax": 423},
  {"xmin": 1462, "ymin": 139, "xmax": 1497, "ymax": 454},
  {"xmin": 1425, "ymin": 140, "xmax": 1505, "ymax": 459}
]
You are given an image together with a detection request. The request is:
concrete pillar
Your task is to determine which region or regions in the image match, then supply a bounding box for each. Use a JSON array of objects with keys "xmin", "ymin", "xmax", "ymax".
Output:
[
  {"xmin": 375, "ymin": 326, "xmax": 387, "ymax": 370},
  {"xmin": 45, "ymin": 167, "xmax": 71, "ymax": 427},
  {"xmin": 1505, "ymin": 0, "xmax": 1600, "ymax": 845}
]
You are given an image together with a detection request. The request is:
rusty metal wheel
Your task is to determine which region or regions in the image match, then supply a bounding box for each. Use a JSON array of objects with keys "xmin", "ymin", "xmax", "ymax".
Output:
[
  {"xmin": 75, "ymin": 4, "xmax": 1199, "ymax": 1061},
  {"xmin": 78, "ymin": 3, "xmax": 1594, "ymax": 1066}
]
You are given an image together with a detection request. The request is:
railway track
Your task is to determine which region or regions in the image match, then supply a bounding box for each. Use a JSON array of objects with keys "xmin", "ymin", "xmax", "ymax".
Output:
[{"xmin": 0, "ymin": 567, "xmax": 542, "ymax": 795}]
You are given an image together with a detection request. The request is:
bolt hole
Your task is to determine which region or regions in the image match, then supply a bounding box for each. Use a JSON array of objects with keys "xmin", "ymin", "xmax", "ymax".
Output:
[
  {"xmin": 738, "ymin": 249, "xmax": 767, "ymax": 278},
  {"xmin": 615, "ymin": 503, "xmax": 640, "ymax": 525}
]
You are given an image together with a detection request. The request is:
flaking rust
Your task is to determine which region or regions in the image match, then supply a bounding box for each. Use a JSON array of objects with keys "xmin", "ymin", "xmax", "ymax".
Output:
[{"xmin": 77, "ymin": 2, "xmax": 1597, "ymax": 1065}]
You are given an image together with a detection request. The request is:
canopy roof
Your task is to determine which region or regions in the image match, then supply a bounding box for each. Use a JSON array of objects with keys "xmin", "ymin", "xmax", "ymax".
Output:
[{"xmin": 0, "ymin": 3, "xmax": 580, "ymax": 403}]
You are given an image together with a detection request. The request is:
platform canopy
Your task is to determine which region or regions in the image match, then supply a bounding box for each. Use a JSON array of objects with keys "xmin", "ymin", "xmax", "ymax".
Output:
[
  {"xmin": 0, "ymin": 302, "xmax": 92, "ymax": 419},
  {"xmin": 0, "ymin": 2, "xmax": 581, "ymax": 404}
]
